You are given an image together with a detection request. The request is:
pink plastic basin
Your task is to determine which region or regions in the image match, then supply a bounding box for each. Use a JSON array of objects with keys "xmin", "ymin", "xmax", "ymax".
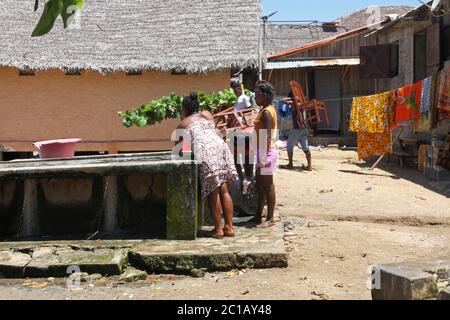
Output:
[{"xmin": 33, "ymin": 139, "xmax": 82, "ymax": 159}]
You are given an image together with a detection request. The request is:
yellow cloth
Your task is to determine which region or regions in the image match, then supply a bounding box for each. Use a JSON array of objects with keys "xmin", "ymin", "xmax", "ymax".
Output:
[
  {"xmin": 254, "ymin": 105, "xmax": 278, "ymax": 150},
  {"xmin": 413, "ymin": 115, "xmax": 431, "ymax": 133},
  {"xmin": 350, "ymin": 92, "xmax": 393, "ymax": 133},
  {"xmin": 357, "ymin": 131, "xmax": 392, "ymax": 160}
]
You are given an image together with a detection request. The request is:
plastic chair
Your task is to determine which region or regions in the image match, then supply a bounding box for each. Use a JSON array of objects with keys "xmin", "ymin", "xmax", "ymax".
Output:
[{"xmin": 289, "ymin": 80, "xmax": 329, "ymax": 128}]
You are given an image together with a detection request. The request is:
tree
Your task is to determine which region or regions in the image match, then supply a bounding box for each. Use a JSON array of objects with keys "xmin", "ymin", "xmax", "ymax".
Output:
[{"xmin": 32, "ymin": 0, "xmax": 84, "ymax": 37}]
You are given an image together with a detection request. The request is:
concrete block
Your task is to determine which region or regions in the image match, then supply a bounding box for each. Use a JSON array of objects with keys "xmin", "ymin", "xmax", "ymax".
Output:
[
  {"xmin": 371, "ymin": 260, "xmax": 450, "ymax": 300},
  {"xmin": 0, "ymin": 250, "xmax": 32, "ymax": 278},
  {"xmin": 166, "ymin": 164, "xmax": 198, "ymax": 240},
  {"xmin": 437, "ymin": 287, "xmax": 450, "ymax": 300}
]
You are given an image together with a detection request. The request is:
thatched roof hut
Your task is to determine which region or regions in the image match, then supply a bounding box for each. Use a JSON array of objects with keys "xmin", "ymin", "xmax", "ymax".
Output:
[
  {"xmin": 335, "ymin": 5, "xmax": 413, "ymax": 31},
  {"xmin": 0, "ymin": 0, "xmax": 262, "ymax": 74},
  {"xmin": 265, "ymin": 24, "xmax": 347, "ymax": 56},
  {"xmin": 265, "ymin": 6, "xmax": 413, "ymax": 56}
]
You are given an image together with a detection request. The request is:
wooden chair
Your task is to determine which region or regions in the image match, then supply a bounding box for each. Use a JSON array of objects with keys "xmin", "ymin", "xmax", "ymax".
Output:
[
  {"xmin": 213, "ymin": 107, "xmax": 256, "ymax": 142},
  {"xmin": 289, "ymin": 80, "xmax": 329, "ymax": 128}
]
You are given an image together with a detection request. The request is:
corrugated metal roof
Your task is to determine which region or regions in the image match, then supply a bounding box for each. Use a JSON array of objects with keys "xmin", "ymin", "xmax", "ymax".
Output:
[{"xmin": 265, "ymin": 58, "xmax": 360, "ymax": 70}]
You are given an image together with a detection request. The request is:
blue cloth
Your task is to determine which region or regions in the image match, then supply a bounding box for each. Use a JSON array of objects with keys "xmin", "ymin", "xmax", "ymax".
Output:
[{"xmin": 276, "ymin": 100, "xmax": 292, "ymax": 118}]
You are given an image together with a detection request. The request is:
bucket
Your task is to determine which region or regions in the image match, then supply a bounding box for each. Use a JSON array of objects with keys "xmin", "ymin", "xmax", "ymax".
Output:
[{"xmin": 33, "ymin": 139, "xmax": 82, "ymax": 159}]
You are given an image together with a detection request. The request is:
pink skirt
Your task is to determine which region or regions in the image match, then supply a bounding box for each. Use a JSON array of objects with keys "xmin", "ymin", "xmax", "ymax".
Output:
[{"xmin": 256, "ymin": 148, "xmax": 278, "ymax": 174}]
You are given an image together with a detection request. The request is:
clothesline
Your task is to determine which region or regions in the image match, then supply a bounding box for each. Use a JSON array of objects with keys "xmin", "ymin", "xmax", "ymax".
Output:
[
  {"xmin": 276, "ymin": 96, "xmax": 356, "ymax": 103},
  {"xmin": 349, "ymin": 65, "xmax": 449, "ymax": 161}
]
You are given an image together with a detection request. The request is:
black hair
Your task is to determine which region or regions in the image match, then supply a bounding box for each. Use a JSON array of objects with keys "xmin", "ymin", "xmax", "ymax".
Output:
[
  {"xmin": 231, "ymin": 82, "xmax": 241, "ymax": 89},
  {"xmin": 255, "ymin": 80, "xmax": 275, "ymax": 103},
  {"xmin": 182, "ymin": 92, "xmax": 199, "ymax": 116},
  {"xmin": 230, "ymin": 77, "xmax": 240, "ymax": 88},
  {"xmin": 288, "ymin": 91, "xmax": 294, "ymax": 99}
]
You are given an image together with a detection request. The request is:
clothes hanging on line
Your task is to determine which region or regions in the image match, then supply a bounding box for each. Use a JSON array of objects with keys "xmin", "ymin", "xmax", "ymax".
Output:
[
  {"xmin": 395, "ymin": 81, "xmax": 422, "ymax": 123},
  {"xmin": 420, "ymin": 76, "xmax": 432, "ymax": 114},
  {"xmin": 357, "ymin": 130, "xmax": 392, "ymax": 161},
  {"xmin": 350, "ymin": 91, "xmax": 394, "ymax": 160},
  {"xmin": 437, "ymin": 66, "xmax": 449, "ymax": 121},
  {"xmin": 414, "ymin": 75, "xmax": 436, "ymax": 133},
  {"xmin": 350, "ymin": 91, "xmax": 392, "ymax": 133}
]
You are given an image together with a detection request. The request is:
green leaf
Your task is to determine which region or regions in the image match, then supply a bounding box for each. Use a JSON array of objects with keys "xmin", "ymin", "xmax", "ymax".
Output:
[
  {"xmin": 118, "ymin": 89, "xmax": 253, "ymax": 128},
  {"xmin": 136, "ymin": 117, "xmax": 147, "ymax": 128},
  {"xmin": 122, "ymin": 117, "xmax": 133, "ymax": 128},
  {"xmin": 32, "ymin": 0, "xmax": 63, "ymax": 37},
  {"xmin": 61, "ymin": 0, "xmax": 85, "ymax": 29}
]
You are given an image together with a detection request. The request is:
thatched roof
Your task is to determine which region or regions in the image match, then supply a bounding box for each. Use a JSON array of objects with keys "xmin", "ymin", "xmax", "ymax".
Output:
[
  {"xmin": 265, "ymin": 24, "xmax": 347, "ymax": 55},
  {"xmin": 335, "ymin": 5, "xmax": 414, "ymax": 31},
  {"xmin": 266, "ymin": 6, "xmax": 413, "ymax": 56},
  {"xmin": 0, "ymin": 0, "xmax": 262, "ymax": 73}
]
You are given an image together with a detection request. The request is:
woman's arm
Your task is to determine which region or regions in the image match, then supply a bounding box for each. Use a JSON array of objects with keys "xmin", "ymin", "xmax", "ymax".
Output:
[{"xmin": 262, "ymin": 110, "xmax": 273, "ymax": 150}]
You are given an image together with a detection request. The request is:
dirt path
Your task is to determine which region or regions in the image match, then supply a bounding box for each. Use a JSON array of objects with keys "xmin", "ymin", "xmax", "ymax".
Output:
[
  {"xmin": 0, "ymin": 149, "xmax": 449, "ymax": 300},
  {"xmin": 277, "ymin": 148, "xmax": 450, "ymax": 225}
]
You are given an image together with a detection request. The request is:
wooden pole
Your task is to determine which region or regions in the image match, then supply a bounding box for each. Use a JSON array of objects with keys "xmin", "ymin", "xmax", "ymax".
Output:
[{"xmin": 370, "ymin": 126, "xmax": 405, "ymax": 171}]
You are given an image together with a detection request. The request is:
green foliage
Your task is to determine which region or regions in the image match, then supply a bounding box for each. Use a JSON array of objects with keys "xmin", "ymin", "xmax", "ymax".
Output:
[
  {"xmin": 119, "ymin": 89, "xmax": 253, "ymax": 128},
  {"xmin": 32, "ymin": 0, "xmax": 84, "ymax": 37}
]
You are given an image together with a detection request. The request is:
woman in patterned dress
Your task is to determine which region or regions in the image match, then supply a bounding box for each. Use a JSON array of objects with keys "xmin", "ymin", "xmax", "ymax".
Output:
[{"xmin": 177, "ymin": 93, "xmax": 238, "ymax": 238}]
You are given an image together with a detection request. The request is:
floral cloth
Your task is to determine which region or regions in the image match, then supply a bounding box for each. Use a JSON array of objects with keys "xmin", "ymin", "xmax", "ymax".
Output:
[
  {"xmin": 437, "ymin": 66, "xmax": 450, "ymax": 121},
  {"xmin": 350, "ymin": 91, "xmax": 395, "ymax": 160},
  {"xmin": 185, "ymin": 119, "xmax": 238, "ymax": 199},
  {"xmin": 357, "ymin": 130, "xmax": 392, "ymax": 161},
  {"xmin": 350, "ymin": 92, "xmax": 392, "ymax": 133}
]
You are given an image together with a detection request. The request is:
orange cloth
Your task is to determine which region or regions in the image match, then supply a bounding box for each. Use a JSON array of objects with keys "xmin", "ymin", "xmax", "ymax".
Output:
[
  {"xmin": 350, "ymin": 92, "xmax": 393, "ymax": 133},
  {"xmin": 357, "ymin": 130, "xmax": 392, "ymax": 161},
  {"xmin": 395, "ymin": 81, "xmax": 422, "ymax": 123}
]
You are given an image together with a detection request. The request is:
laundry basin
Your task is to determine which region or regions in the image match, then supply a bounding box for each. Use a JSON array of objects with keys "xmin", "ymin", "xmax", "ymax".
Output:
[{"xmin": 33, "ymin": 139, "xmax": 82, "ymax": 159}]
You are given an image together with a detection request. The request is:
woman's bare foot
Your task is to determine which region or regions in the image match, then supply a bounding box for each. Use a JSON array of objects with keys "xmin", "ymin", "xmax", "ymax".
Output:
[
  {"xmin": 256, "ymin": 220, "xmax": 276, "ymax": 228},
  {"xmin": 280, "ymin": 164, "xmax": 294, "ymax": 170},
  {"xmin": 223, "ymin": 225, "xmax": 235, "ymax": 237},
  {"xmin": 208, "ymin": 228, "xmax": 224, "ymax": 238}
]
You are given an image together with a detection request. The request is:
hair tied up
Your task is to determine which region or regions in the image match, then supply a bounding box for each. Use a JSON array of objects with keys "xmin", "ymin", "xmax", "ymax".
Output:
[{"xmin": 189, "ymin": 92, "xmax": 198, "ymax": 101}]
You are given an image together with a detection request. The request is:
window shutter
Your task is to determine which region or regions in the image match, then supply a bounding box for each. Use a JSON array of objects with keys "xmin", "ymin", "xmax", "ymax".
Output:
[{"xmin": 360, "ymin": 45, "xmax": 391, "ymax": 79}]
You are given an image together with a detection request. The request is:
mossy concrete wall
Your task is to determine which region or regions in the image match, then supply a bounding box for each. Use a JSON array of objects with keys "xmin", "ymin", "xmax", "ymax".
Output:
[{"xmin": 0, "ymin": 153, "xmax": 198, "ymax": 240}]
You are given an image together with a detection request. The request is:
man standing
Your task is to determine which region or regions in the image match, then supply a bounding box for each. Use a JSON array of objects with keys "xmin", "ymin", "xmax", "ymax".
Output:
[
  {"xmin": 283, "ymin": 92, "xmax": 312, "ymax": 171},
  {"xmin": 231, "ymin": 79, "xmax": 254, "ymax": 186},
  {"xmin": 231, "ymin": 80, "xmax": 252, "ymax": 112}
]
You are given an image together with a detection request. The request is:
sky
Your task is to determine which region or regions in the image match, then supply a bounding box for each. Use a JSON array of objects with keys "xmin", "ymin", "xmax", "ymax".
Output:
[{"xmin": 260, "ymin": 0, "xmax": 422, "ymax": 22}]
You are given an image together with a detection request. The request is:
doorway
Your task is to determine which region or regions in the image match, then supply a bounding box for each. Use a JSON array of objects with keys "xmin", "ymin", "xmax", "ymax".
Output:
[{"xmin": 314, "ymin": 69, "xmax": 341, "ymax": 133}]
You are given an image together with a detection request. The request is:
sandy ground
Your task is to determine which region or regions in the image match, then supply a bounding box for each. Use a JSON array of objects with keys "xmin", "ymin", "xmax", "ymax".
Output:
[{"xmin": 0, "ymin": 148, "xmax": 449, "ymax": 300}]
